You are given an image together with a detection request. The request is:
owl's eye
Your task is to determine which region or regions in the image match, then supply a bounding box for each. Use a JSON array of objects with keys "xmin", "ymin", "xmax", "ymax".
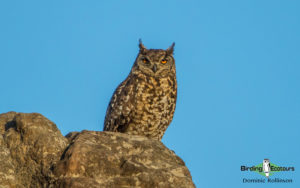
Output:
[
  {"xmin": 142, "ymin": 58, "xmax": 150, "ymax": 64},
  {"xmin": 161, "ymin": 59, "xmax": 167, "ymax": 64}
]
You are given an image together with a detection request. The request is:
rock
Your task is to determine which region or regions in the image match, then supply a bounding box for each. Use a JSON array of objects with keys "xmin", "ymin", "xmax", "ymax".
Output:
[
  {"xmin": 53, "ymin": 131, "xmax": 195, "ymax": 188},
  {"xmin": 0, "ymin": 112, "xmax": 68, "ymax": 188},
  {"xmin": 0, "ymin": 112, "xmax": 195, "ymax": 188}
]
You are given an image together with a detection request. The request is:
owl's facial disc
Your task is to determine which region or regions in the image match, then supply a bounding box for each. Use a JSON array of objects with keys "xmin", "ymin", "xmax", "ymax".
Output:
[
  {"xmin": 135, "ymin": 49, "xmax": 174, "ymax": 78},
  {"xmin": 137, "ymin": 56, "xmax": 171, "ymax": 77}
]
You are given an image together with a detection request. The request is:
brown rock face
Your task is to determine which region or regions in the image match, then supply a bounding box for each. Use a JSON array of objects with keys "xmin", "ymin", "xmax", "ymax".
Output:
[
  {"xmin": 0, "ymin": 112, "xmax": 68, "ymax": 188},
  {"xmin": 0, "ymin": 112, "xmax": 195, "ymax": 188}
]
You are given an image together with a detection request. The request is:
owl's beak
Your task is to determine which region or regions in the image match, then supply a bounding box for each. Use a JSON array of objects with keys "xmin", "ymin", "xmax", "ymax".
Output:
[{"xmin": 152, "ymin": 64, "xmax": 157, "ymax": 73}]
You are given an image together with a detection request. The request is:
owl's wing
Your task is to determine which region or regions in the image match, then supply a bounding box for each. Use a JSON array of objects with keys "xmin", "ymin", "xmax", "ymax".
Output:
[{"xmin": 103, "ymin": 77, "xmax": 135, "ymax": 132}]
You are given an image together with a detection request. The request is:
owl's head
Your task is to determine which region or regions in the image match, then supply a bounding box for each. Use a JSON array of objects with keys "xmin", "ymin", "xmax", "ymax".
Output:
[
  {"xmin": 263, "ymin": 159, "xmax": 270, "ymax": 164},
  {"xmin": 132, "ymin": 39, "xmax": 175, "ymax": 78}
]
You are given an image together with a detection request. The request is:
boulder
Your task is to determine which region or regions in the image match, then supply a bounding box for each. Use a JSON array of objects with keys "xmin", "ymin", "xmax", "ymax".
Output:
[
  {"xmin": 0, "ymin": 112, "xmax": 195, "ymax": 188},
  {"xmin": 0, "ymin": 112, "xmax": 68, "ymax": 188}
]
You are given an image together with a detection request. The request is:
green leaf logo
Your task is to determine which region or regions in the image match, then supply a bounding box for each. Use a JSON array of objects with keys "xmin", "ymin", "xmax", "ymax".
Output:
[{"xmin": 254, "ymin": 163, "xmax": 281, "ymax": 177}]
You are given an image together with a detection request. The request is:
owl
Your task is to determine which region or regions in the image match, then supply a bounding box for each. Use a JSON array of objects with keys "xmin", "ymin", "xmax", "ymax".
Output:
[
  {"xmin": 263, "ymin": 159, "xmax": 271, "ymax": 178},
  {"xmin": 103, "ymin": 39, "xmax": 177, "ymax": 140}
]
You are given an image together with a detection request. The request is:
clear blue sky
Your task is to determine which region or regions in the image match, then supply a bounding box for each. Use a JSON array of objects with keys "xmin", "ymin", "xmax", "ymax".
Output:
[{"xmin": 1, "ymin": 1, "xmax": 299, "ymax": 187}]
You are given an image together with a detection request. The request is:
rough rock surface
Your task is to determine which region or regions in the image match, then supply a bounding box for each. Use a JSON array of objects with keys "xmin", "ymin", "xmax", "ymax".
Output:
[{"xmin": 0, "ymin": 112, "xmax": 195, "ymax": 188}]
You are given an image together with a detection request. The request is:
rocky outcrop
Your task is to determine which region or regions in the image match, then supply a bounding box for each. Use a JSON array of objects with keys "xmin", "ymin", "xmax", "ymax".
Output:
[
  {"xmin": 0, "ymin": 112, "xmax": 68, "ymax": 188},
  {"xmin": 0, "ymin": 112, "xmax": 195, "ymax": 188}
]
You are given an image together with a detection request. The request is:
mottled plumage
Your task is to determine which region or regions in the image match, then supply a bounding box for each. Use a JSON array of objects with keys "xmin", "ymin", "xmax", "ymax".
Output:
[{"xmin": 103, "ymin": 40, "xmax": 177, "ymax": 140}]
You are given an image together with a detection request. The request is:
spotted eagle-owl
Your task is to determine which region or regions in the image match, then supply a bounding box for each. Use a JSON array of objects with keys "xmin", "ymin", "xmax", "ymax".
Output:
[{"xmin": 103, "ymin": 40, "xmax": 177, "ymax": 140}]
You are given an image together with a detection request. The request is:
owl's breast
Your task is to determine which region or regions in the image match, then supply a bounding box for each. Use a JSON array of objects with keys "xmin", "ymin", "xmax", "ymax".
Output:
[{"xmin": 130, "ymin": 75, "xmax": 177, "ymax": 133}]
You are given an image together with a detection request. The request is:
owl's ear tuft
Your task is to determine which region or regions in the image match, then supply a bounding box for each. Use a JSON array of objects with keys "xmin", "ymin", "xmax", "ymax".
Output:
[
  {"xmin": 139, "ymin": 39, "xmax": 147, "ymax": 53},
  {"xmin": 166, "ymin": 42, "xmax": 175, "ymax": 55}
]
